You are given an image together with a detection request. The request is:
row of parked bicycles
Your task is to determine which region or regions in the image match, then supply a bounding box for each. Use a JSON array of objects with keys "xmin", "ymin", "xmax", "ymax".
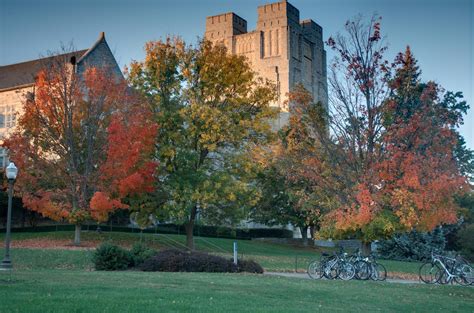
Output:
[
  {"xmin": 307, "ymin": 248, "xmax": 387, "ymax": 281},
  {"xmin": 307, "ymin": 248, "xmax": 473, "ymax": 286}
]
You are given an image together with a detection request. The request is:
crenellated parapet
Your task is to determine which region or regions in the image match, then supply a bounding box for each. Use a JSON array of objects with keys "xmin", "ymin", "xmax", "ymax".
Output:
[{"xmin": 205, "ymin": 1, "xmax": 328, "ymax": 127}]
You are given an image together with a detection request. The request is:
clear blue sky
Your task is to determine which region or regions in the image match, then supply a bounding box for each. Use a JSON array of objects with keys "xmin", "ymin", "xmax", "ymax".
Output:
[{"xmin": 1, "ymin": 0, "xmax": 473, "ymax": 148}]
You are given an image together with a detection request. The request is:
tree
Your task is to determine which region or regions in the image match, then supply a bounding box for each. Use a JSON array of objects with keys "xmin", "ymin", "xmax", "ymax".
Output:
[
  {"xmin": 326, "ymin": 14, "xmax": 391, "ymax": 176},
  {"xmin": 318, "ymin": 15, "xmax": 392, "ymax": 252},
  {"xmin": 319, "ymin": 16, "xmax": 470, "ymax": 255},
  {"xmin": 252, "ymin": 85, "xmax": 341, "ymax": 240},
  {"xmin": 3, "ymin": 50, "xmax": 155, "ymax": 245},
  {"xmin": 378, "ymin": 47, "xmax": 468, "ymax": 229},
  {"xmin": 324, "ymin": 46, "xmax": 470, "ymax": 254},
  {"xmin": 90, "ymin": 106, "xmax": 158, "ymax": 225},
  {"xmin": 128, "ymin": 38, "xmax": 277, "ymax": 249}
]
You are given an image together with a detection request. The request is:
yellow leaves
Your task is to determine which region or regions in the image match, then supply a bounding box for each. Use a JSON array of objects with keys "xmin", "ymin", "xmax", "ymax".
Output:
[
  {"xmin": 227, "ymin": 193, "xmax": 237, "ymax": 202},
  {"xmin": 391, "ymin": 189, "xmax": 416, "ymax": 229}
]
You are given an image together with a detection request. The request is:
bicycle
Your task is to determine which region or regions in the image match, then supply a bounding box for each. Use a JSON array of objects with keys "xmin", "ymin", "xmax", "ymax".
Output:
[
  {"xmin": 308, "ymin": 249, "xmax": 355, "ymax": 281},
  {"xmin": 419, "ymin": 252, "xmax": 473, "ymax": 286},
  {"xmin": 366, "ymin": 253, "xmax": 387, "ymax": 281},
  {"xmin": 348, "ymin": 249, "xmax": 371, "ymax": 280}
]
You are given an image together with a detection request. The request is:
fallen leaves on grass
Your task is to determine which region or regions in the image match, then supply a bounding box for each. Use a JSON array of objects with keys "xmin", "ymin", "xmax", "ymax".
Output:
[
  {"xmin": 387, "ymin": 271, "xmax": 418, "ymax": 281},
  {"xmin": 12, "ymin": 239, "xmax": 100, "ymax": 250}
]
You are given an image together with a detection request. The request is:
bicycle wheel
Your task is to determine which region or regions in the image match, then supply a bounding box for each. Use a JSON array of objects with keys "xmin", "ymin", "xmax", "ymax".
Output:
[
  {"xmin": 338, "ymin": 262, "xmax": 356, "ymax": 280},
  {"xmin": 307, "ymin": 260, "xmax": 323, "ymax": 279},
  {"xmin": 353, "ymin": 260, "xmax": 370, "ymax": 280},
  {"xmin": 370, "ymin": 263, "xmax": 387, "ymax": 281},
  {"xmin": 454, "ymin": 264, "xmax": 474, "ymax": 286},
  {"xmin": 419, "ymin": 262, "xmax": 441, "ymax": 284},
  {"xmin": 324, "ymin": 264, "xmax": 339, "ymax": 279},
  {"xmin": 323, "ymin": 257, "xmax": 339, "ymax": 279}
]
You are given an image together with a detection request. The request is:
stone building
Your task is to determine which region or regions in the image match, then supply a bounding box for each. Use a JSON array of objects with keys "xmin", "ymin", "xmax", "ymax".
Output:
[
  {"xmin": 0, "ymin": 32, "xmax": 122, "ymax": 168},
  {"xmin": 205, "ymin": 0, "xmax": 328, "ymax": 128}
]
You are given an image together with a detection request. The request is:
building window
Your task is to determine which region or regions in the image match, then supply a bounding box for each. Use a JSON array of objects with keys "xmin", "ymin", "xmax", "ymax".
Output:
[
  {"xmin": 6, "ymin": 114, "xmax": 15, "ymax": 128},
  {"xmin": 268, "ymin": 30, "xmax": 272, "ymax": 56},
  {"xmin": 0, "ymin": 105, "xmax": 16, "ymax": 128},
  {"xmin": 0, "ymin": 148, "xmax": 7, "ymax": 169}
]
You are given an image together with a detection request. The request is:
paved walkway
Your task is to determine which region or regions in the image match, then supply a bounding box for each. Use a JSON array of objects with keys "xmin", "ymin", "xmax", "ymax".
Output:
[{"xmin": 264, "ymin": 271, "xmax": 421, "ymax": 284}]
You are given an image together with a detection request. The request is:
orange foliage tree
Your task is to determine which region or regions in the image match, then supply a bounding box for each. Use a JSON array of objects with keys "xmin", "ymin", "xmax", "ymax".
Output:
[
  {"xmin": 323, "ymin": 47, "xmax": 469, "ymax": 252},
  {"xmin": 3, "ymin": 52, "xmax": 157, "ymax": 244},
  {"xmin": 90, "ymin": 107, "xmax": 158, "ymax": 225}
]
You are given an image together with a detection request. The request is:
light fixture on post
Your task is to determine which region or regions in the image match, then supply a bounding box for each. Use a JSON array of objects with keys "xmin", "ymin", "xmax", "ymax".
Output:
[{"xmin": 1, "ymin": 162, "xmax": 18, "ymax": 270}]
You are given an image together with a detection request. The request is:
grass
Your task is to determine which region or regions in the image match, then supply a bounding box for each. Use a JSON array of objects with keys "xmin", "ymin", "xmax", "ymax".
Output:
[
  {"xmin": 0, "ymin": 231, "xmax": 423, "ymax": 274},
  {"xmin": 0, "ymin": 269, "xmax": 473, "ymax": 312},
  {"xmin": 0, "ymin": 235, "xmax": 472, "ymax": 312},
  {"xmin": 1, "ymin": 248, "xmax": 93, "ymax": 271}
]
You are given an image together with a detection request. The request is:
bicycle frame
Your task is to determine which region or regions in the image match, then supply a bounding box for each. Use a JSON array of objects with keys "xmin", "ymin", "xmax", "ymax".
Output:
[{"xmin": 432, "ymin": 253, "xmax": 459, "ymax": 284}]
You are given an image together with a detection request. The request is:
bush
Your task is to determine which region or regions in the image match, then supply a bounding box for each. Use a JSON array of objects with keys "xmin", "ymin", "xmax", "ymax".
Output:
[
  {"xmin": 237, "ymin": 259, "xmax": 264, "ymax": 274},
  {"xmin": 140, "ymin": 249, "xmax": 235, "ymax": 272},
  {"xmin": 458, "ymin": 224, "xmax": 474, "ymax": 262},
  {"xmin": 93, "ymin": 243, "xmax": 131, "ymax": 270},
  {"xmin": 130, "ymin": 242, "xmax": 156, "ymax": 267},
  {"xmin": 377, "ymin": 227, "xmax": 446, "ymax": 261},
  {"xmin": 139, "ymin": 249, "xmax": 263, "ymax": 273}
]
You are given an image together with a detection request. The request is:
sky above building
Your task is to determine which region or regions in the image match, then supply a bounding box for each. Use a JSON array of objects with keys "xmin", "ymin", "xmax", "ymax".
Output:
[{"xmin": 1, "ymin": 0, "xmax": 473, "ymax": 148}]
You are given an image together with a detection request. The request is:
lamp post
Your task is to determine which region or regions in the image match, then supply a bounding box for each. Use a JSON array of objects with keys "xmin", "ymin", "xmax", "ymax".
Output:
[{"xmin": 1, "ymin": 162, "xmax": 18, "ymax": 270}]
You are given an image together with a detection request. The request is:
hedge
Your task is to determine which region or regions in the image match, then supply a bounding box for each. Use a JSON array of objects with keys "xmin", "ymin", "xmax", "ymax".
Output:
[
  {"xmin": 6, "ymin": 223, "xmax": 293, "ymax": 240},
  {"xmin": 139, "ymin": 249, "xmax": 263, "ymax": 273}
]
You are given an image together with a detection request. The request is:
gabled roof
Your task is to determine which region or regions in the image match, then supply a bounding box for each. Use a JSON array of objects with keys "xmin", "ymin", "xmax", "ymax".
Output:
[
  {"xmin": 0, "ymin": 32, "xmax": 121, "ymax": 92},
  {"xmin": 0, "ymin": 50, "xmax": 88, "ymax": 91},
  {"xmin": 77, "ymin": 32, "xmax": 105, "ymax": 64}
]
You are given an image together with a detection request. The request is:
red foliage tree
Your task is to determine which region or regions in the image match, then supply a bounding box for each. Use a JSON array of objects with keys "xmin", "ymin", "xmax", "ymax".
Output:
[
  {"xmin": 90, "ymin": 107, "xmax": 158, "ymax": 223},
  {"xmin": 3, "ymin": 51, "xmax": 157, "ymax": 244},
  {"xmin": 325, "ymin": 47, "xmax": 469, "ymax": 253}
]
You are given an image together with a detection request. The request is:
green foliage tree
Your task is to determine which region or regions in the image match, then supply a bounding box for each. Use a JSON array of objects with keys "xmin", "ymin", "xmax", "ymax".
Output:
[
  {"xmin": 128, "ymin": 38, "xmax": 277, "ymax": 249},
  {"xmin": 252, "ymin": 84, "xmax": 342, "ymax": 240}
]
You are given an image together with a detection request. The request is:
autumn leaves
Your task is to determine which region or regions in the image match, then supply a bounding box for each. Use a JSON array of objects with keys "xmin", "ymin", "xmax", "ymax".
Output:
[{"xmin": 3, "ymin": 16, "xmax": 472, "ymax": 248}]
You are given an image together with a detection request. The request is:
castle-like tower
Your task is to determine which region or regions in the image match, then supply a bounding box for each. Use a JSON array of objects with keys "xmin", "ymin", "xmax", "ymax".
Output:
[{"xmin": 205, "ymin": 0, "xmax": 327, "ymax": 127}]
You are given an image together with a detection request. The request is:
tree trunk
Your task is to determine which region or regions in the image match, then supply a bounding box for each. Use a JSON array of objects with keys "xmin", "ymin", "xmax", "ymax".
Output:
[
  {"xmin": 74, "ymin": 224, "xmax": 81, "ymax": 246},
  {"xmin": 309, "ymin": 226, "xmax": 315, "ymax": 239},
  {"xmin": 300, "ymin": 226, "xmax": 309, "ymax": 246},
  {"xmin": 300, "ymin": 226, "xmax": 308, "ymax": 239},
  {"xmin": 21, "ymin": 207, "xmax": 26, "ymax": 228},
  {"xmin": 184, "ymin": 221, "xmax": 194, "ymax": 250},
  {"xmin": 361, "ymin": 241, "xmax": 372, "ymax": 256},
  {"xmin": 184, "ymin": 206, "xmax": 198, "ymax": 250}
]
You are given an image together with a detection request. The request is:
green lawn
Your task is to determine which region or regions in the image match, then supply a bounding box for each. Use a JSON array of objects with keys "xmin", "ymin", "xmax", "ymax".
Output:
[
  {"xmin": 0, "ymin": 269, "xmax": 473, "ymax": 313},
  {"xmin": 0, "ymin": 240, "xmax": 472, "ymax": 312},
  {"xmin": 1, "ymin": 231, "xmax": 423, "ymax": 275}
]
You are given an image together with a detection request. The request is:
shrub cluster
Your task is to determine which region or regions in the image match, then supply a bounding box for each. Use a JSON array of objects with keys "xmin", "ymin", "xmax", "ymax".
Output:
[
  {"xmin": 130, "ymin": 242, "xmax": 156, "ymax": 267},
  {"xmin": 236, "ymin": 259, "xmax": 264, "ymax": 274},
  {"xmin": 92, "ymin": 242, "xmax": 156, "ymax": 270},
  {"xmin": 92, "ymin": 242, "xmax": 132, "ymax": 271},
  {"xmin": 93, "ymin": 245, "xmax": 264, "ymax": 273},
  {"xmin": 377, "ymin": 228, "xmax": 446, "ymax": 261},
  {"xmin": 139, "ymin": 249, "xmax": 264, "ymax": 274}
]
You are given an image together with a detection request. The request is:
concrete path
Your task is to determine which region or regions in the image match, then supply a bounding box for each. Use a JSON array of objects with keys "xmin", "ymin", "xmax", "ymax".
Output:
[{"xmin": 264, "ymin": 271, "xmax": 421, "ymax": 284}]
